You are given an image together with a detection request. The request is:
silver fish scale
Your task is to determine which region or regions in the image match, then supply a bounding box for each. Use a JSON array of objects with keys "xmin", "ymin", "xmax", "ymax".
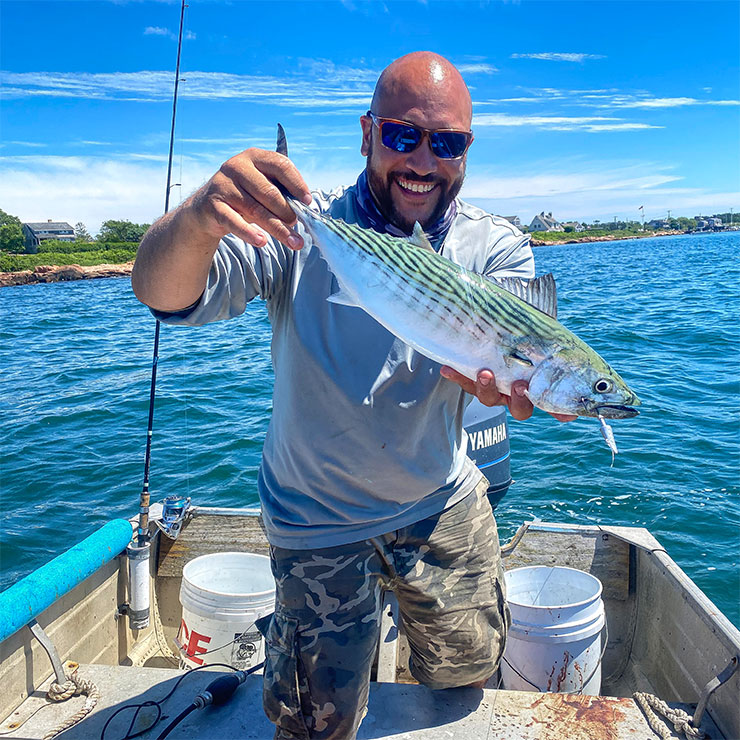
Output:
[{"xmin": 315, "ymin": 212, "xmax": 550, "ymax": 342}]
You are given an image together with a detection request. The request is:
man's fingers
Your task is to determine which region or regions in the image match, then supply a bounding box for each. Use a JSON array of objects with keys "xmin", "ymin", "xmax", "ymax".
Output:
[
  {"xmin": 216, "ymin": 150, "xmax": 312, "ymax": 248},
  {"xmin": 230, "ymin": 150, "xmax": 311, "ymax": 225},
  {"xmin": 440, "ymin": 366, "xmax": 477, "ymax": 395},
  {"xmin": 551, "ymin": 412, "xmax": 578, "ymax": 423},
  {"xmin": 509, "ymin": 380, "xmax": 534, "ymax": 421},
  {"xmin": 228, "ymin": 184, "xmax": 305, "ymax": 248},
  {"xmin": 211, "ymin": 200, "xmax": 270, "ymax": 246},
  {"xmin": 440, "ymin": 366, "xmax": 507, "ymax": 407},
  {"xmin": 257, "ymin": 151, "xmax": 312, "ymax": 204},
  {"xmin": 473, "ymin": 369, "xmax": 504, "ymax": 407}
]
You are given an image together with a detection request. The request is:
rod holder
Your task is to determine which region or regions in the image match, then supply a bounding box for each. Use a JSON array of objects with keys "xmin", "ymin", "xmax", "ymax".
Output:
[{"xmin": 127, "ymin": 541, "xmax": 151, "ymax": 630}]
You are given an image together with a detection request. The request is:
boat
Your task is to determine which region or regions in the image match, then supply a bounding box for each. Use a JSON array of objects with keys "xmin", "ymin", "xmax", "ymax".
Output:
[
  {"xmin": 3, "ymin": 5, "xmax": 738, "ymax": 737},
  {"xmin": 1, "ymin": 420, "xmax": 739, "ymax": 740}
]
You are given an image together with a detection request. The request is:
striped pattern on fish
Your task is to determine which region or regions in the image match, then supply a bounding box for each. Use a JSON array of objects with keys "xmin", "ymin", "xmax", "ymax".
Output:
[{"xmin": 288, "ymin": 198, "xmax": 640, "ymax": 421}]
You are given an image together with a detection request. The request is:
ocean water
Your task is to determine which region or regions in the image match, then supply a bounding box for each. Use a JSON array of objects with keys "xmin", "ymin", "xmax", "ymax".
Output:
[{"xmin": 1, "ymin": 231, "xmax": 738, "ymax": 627}]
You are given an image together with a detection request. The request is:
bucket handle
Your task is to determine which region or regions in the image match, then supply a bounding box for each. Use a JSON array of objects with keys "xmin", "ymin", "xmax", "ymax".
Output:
[{"xmin": 502, "ymin": 619, "xmax": 609, "ymax": 694}]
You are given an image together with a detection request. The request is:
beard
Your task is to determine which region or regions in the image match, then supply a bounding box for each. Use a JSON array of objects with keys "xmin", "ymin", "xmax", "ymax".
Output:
[{"xmin": 366, "ymin": 138, "xmax": 466, "ymax": 234}]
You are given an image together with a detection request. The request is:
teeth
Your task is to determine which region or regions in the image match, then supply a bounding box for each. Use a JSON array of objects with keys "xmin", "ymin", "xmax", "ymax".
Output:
[{"xmin": 398, "ymin": 179, "xmax": 435, "ymax": 194}]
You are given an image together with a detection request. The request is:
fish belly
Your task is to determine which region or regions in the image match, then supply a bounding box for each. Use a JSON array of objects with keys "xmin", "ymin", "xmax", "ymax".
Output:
[{"xmin": 314, "ymin": 227, "xmax": 526, "ymax": 391}]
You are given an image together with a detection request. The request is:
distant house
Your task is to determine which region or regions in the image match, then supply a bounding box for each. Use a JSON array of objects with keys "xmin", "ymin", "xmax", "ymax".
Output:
[
  {"xmin": 22, "ymin": 220, "xmax": 75, "ymax": 252},
  {"xmin": 529, "ymin": 212, "xmax": 563, "ymax": 232},
  {"xmin": 501, "ymin": 216, "xmax": 522, "ymax": 228},
  {"xmin": 648, "ymin": 219, "xmax": 670, "ymax": 230},
  {"xmin": 695, "ymin": 217, "xmax": 723, "ymax": 232},
  {"xmin": 561, "ymin": 221, "xmax": 585, "ymax": 232}
]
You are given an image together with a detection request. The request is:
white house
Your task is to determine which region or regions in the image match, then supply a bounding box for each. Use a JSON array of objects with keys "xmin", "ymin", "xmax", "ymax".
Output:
[
  {"xmin": 529, "ymin": 212, "xmax": 563, "ymax": 232},
  {"xmin": 22, "ymin": 220, "xmax": 75, "ymax": 251},
  {"xmin": 562, "ymin": 221, "xmax": 585, "ymax": 232}
]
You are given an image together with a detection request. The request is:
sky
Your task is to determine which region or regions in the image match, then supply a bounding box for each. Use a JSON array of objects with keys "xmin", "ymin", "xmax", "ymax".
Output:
[{"xmin": 1, "ymin": 0, "xmax": 738, "ymax": 235}]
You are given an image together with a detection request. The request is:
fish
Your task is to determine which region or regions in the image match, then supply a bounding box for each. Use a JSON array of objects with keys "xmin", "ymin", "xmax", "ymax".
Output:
[
  {"xmin": 599, "ymin": 414, "xmax": 618, "ymax": 465},
  {"xmin": 275, "ymin": 125, "xmax": 640, "ymax": 427}
]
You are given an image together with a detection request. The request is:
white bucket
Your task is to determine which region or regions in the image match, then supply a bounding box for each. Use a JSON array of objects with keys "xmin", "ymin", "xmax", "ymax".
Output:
[
  {"xmin": 501, "ymin": 566, "xmax": 605, "ymax": 696},
  {"xmin": 177, "ymin": 552, "xmax": 275, "ymax": 671}
]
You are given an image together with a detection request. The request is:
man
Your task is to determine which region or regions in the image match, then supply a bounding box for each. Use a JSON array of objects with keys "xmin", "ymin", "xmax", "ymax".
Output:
[{"xmin": 133, "ymin": 51, "xmax": 571, "ymax": 740}]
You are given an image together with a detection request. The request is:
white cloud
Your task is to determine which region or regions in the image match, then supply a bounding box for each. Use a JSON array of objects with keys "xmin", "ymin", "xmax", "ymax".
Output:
[
  {"xmin": 612, "ymin": 96, "xmax": 740, "ymax": 108},
  {"xmin": 0, "ymin": 150, "xmax": 362, "ymax": 234},
  {"xmin": 461, "ymin": 162, "xmax": 737, "ymax": 223},
  {"xmin": 0, "ymin": 155, "xmax": 211, "ymax": 234},
  {"xmin": 143, "ymin": 25, "xmax": 196, "ymax": 41},
  {"xmin": 2, "ymin": 150, "xmax": 733, "ymax": 236},
  {"xmin": 456, "ymin": 63, "xmax": 499, "ymax": 75},
  {"xmin": 472, "ymin": 113, "xmax": 662, "ymax": 132},
  {"xmin": 0, "ymin": 69, "xmax": 373, "ymax": 108},
  {"xmin": 476, "ymin": 87, "xmax": 740, "ymax": 111},
  {"xmin": 0, "ymin": 140, "xmax": 47, "ymax": 148},
  {"xmin": 511, "ymin": 53, "xmax": 606, "ymax": 63},
  {"xmin": 144, "ymin": 26, "xmax": 170, "ymax": 36}
]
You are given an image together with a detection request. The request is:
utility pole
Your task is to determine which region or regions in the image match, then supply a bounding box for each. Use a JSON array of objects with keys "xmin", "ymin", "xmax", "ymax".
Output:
[{"xmin": 639, "ymin": 205, "xmax": 644, "ymax": 230}]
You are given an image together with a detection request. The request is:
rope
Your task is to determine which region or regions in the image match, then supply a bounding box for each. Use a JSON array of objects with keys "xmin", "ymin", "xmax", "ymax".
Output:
[
  {"xmin": 43, "ymin": 669, "xmax": 100, "ymax": 740},
  {"xmin": 633, "ymin": 691, "xmax": 706, "ymax": 740},
  {"xmin": 152, "ymin": 577, "xmax": 180, "ymax": 666}
]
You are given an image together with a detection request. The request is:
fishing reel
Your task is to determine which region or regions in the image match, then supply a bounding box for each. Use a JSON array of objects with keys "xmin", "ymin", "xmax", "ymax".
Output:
[{"xmin": 154, "ymin": 495, "xmax": 191, "ymax": 540}]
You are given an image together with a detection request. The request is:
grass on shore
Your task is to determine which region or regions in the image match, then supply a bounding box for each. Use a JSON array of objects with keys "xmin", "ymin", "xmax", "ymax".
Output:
[
  {"xmin": 528, "ymin": 228, "xmax": 647, "ymax": 242},
  {"xmin": 0, "ymin": 245, "xmax": 138, "ymax": 272}
]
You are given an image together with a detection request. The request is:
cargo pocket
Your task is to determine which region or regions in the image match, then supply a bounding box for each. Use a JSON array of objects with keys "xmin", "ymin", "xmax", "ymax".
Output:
[{"xmin": 262, "ymin": 613, "xmax": 310, "ymax": 740}]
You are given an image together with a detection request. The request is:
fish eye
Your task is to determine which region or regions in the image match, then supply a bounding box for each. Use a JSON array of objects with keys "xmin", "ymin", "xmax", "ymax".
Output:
[{"xmin": 593, "ymin": 378, "xmax": 613, "ymax": 394}]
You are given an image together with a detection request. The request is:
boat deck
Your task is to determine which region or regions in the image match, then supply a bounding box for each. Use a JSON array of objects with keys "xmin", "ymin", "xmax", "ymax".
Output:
[{"xmin": 4, "ymin": 663, "xmax": 722, "ymax": 740}]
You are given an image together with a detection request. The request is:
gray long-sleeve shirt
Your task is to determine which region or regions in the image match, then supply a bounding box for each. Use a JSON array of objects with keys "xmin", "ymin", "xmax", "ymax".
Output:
[{"xmin": 155, "ymin": 180, "xmax": 534, "ymax": 548}]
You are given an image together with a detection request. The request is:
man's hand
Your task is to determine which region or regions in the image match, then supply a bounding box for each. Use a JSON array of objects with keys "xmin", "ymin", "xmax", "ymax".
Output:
[
  {"xmin": 191, "ymin": 148, "xmax": 313, "ymax": 250},
  {"xmin": 439, "ymin": 366, "xmax": 577, "ymax": 422},
  {"xmin": 133, "ymin": 147, "xmax": 313, "ymax": 312}
]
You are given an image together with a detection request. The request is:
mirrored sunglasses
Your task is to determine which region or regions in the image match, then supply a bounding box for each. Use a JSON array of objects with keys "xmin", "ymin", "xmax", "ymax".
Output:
[{"xmin": 368, "ymin": 112, "xmax": 473, "ymax": 160}]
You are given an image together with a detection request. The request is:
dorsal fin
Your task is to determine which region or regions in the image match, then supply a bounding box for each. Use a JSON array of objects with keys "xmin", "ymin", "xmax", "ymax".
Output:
[
  {"xmin": 496, "ymin": 273, "xmax": 558, "ymax": 318},
  {"xmin": 409, "ymin": 222, "xmax": 434, "ymax": 252},
  {"xmin": 276, "ymin": 123, "xmax": 288, "ymax": 156}
]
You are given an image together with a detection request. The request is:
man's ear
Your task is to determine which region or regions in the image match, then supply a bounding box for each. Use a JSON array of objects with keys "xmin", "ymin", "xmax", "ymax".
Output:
[{"xmin": 360, "ymin": 114, "xmax": 372, "ymax": 157}]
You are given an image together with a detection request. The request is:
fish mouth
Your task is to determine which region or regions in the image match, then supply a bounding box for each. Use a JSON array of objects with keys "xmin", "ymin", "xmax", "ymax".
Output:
[{"xmin": 594, "ymin": 404, "xmax": 640, "ymax": 419}]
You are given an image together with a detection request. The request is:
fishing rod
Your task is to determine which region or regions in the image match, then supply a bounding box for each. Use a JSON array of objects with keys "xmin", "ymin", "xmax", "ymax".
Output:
[
  {"xmin": 137, "ymin": 0, "xmax": 187, "ymax": 547},
  {"xmin": 128, "ymin": 0, "xmax": 188, "ymax": 631}
]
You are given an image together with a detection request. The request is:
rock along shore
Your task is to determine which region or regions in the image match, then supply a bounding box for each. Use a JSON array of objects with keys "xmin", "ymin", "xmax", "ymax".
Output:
[
  {"xmin": 0, "ymin": 262, "xmax": 134, "ymax": 288},
  {"xmin": 529, "ymin": 229, "xmax": 682, "ymax": 247}
]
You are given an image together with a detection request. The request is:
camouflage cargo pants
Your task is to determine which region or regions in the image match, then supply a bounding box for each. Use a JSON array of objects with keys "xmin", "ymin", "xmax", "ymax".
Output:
[{"xmin": 261, "ymin": 479, "xmax": 510, "ymax": 740}]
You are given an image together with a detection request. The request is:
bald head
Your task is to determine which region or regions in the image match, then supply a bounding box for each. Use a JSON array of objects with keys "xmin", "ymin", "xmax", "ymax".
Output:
[{"xmin": 371, "ymin": 52, "xmax": 472, "ymax": 130}]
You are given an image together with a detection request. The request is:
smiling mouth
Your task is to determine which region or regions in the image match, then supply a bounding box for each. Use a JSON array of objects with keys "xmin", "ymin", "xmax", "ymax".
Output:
[{"xmin": 396, "ymin": 178, "xmax": 437, "ymax": 195}]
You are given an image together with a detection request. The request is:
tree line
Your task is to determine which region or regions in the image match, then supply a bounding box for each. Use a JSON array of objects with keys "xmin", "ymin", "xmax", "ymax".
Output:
[{"xmin": 0, "ymin": 208, "xmax": 151, "ymax": 253}]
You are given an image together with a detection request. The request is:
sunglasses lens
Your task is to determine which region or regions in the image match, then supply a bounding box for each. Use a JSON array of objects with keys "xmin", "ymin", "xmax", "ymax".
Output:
[
  {"xmin": 430, "ymin": 131, "xmax": 470, "ymax": 159},
  {"xmin": 380, "ymin": 121, "xmax": 422, "ymax": 153}
]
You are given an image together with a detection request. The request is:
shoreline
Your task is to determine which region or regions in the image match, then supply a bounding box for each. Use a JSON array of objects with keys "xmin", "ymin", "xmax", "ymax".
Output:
[
  {"xmin": 529, "ymin": 229, "xmax": 683, "ymax": 247},
  {"xmin": 0, "ymin": 229, "xmax": 718, "ymax": 286},
  {"xmin": 0, "ymin": 262, "xmax": 134, "ymax": 288}
]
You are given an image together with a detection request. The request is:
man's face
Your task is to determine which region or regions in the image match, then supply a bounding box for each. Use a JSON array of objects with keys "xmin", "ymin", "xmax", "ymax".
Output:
[{"xmin": 361, "ymin": 105, "xmax": 470, "ymax": 234}]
